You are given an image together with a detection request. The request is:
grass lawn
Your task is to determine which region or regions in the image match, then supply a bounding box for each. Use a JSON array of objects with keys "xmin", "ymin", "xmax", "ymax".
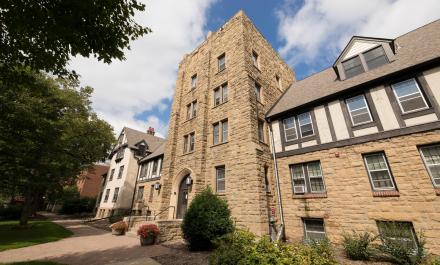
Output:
[
  {"xmin": 0, "ymin": 220, "xmax": 73, "ymax": 251},
  {"xmin": 0, "ymin": 262, "xmax": 65, "ymax": 265}
]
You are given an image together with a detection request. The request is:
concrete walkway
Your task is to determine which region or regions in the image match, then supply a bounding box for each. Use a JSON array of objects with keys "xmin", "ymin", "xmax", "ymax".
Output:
[{"xmin": 0, "ymin": 214, "xmax": 171, "ymax": 265}]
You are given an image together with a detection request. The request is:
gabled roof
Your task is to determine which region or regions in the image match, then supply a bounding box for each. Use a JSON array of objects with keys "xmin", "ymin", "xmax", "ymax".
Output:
[
  {"xmin": 139, "ymin": 141, "xmax": 165, "ymax": 163},
  {"xmin": 267, "ymin": 19, "xmax": 440, "ymax": 118},
  {"xmin": 333, "ymin": 36, "xmax": 393, "ymax": 67},
  {"xmin": 123, "ymin": 127, "xmax": 165, "ymax": 152}
]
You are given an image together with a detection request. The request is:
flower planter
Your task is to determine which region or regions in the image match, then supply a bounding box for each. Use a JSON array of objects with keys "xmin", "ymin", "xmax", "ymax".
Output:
[
  {"xmin": 112, "ymin": 229, "xmax": 125, "ymax": 236},
  {"xmin": 140, "ymin": 235, "xmax": 155, "ymax": 246}
]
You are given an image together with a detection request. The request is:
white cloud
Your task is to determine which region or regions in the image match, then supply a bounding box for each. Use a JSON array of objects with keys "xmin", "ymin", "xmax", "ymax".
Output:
[
  {"xmin": 277, "ymin": 0, "xmax": 440, "ymax": 75},
  {"xmin": 70, "ymin": 0, "xmax": 216, "ymax": 137}
]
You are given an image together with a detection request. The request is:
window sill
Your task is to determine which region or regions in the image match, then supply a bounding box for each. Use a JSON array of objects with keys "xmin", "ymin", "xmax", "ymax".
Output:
[
  {"xmin": 435, "ymin": 189, "xmax": 440, "ymax": 196},
  {"xmin": 216, "ymin": 192, "xmax": 226, "ymax": 196},
  {"xmin": 211, "ymin": 141, "xmax": 228, "ymax": 148},
  {"xmin": 400, "ymin": 107, "xmax": 433, "ymax": 119},
  {"xmin": 293, "ymin": 192, "xmax": 327, "ymax": 199},
  {"xmin": 181, "ymin": 151, "xmax": 195, "ymax": 156},
  {"xmin": 217, "ymin": 68, "xmax": 226, "ymax": 75},
  {"xmin": 351, "ymin": 121, "xmax": 375, "ymax": 130},
  {"xmin": 253, "ymin": 64, "xmax": 261, "ymax": 72},
  {"xmin": 259, "ymin": 140, "xmax": 268, "ymax": 146},
  {"xmin": 212, "ymin": 100, "xmax": 228, "ymax": 109},
  {"xmin": 182, "ymin": 117, "xmax": 196, "ymax": 124},
  {"xmin": 372, "ymin": 190, "xmax": 400, "ymax": 197},
  {"xmin": 138, "ymin": 177, "xmax": 161, "ymax": 183}
]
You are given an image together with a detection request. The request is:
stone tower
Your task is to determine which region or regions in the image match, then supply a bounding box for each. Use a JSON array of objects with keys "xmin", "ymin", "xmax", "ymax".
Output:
[{"xmin": 157, "ymin": 10, "xmax": 295, "ymax": 236}]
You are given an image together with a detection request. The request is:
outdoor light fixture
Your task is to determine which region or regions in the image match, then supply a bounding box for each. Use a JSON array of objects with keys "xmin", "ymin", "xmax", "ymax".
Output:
[
  {"xmin": 185, "ymin": 176, "xmax": 193, "ymax": 186},
  {"xmin": 154, "ymin": 182, "xmax": 161, "ymax": 190}
]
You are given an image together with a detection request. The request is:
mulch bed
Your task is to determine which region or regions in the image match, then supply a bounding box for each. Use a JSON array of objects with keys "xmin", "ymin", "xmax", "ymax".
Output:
[{"xmin": 152, "ymin": 240, "xmax": 210, "ymax": 265}]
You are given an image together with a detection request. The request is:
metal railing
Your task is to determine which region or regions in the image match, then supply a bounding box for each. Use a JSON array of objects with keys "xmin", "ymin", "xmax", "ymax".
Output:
[{"xmin": 153, "ymin": 205, "xmax": 175, "ymax": 220}]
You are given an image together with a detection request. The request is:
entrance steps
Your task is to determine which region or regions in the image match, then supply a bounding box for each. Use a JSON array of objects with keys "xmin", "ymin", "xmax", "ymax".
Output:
[{"xmin": 124, "ymin": 216, "xmax": 183, "ymax": 243}]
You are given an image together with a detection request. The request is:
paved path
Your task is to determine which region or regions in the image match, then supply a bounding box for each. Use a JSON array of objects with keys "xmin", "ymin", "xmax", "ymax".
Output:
[{"xmin": 0, "ymin": 215, "xmax": 171, "ymax": 265}]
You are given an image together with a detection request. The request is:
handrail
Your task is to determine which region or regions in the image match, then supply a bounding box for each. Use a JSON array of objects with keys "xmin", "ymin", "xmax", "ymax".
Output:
[{"xmin": 153, "ymin": 206, "xmax": 175, "ymax": 220}]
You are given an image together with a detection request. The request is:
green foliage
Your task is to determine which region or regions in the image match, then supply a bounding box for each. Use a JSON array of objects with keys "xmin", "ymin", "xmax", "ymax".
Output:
[
  {"xmin": 0, "ymin": 205, "xmax": 23, "ymax": 220},
  {"xmin": 0, "ymin": 68, "xmax": 114, "ymax": 225},
  {"xmin": 428, "ymin": 257, "xmax": 440, "ymax": 265},
  {"xmin": 57, "ymin": 186, "xmax": 96, "ymax": 215},
  {"xmin": 0, "ymin": 220, "xmax": 72, "ymax": 251},
  {"xmin": 0, "ymin": 1, "xmax": 151, "ymax": 76},
  {"xmin": 181, "ymin": 187, "xmax": 234, "ymax": 251},
  {"xmin": 342, "ymin": 231, "xmax": 378, "ymax": 260},
  {"xmin": 210, "ymin": 230, "xmax": 337, "ymax": 265}
]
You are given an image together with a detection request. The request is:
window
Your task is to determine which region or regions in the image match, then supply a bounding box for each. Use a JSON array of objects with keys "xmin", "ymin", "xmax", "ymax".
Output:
[
  {"xmin": 298, "ymin": 112, "xmax": 314, "ymax": 138},
  {"xmin": 342, "ymin": 56, "xmax": 364, "ymax": 79},
  {"xmin": 149, "ymin": 185, "xmax": 154, "ymax": 202},
  {"xmin": 258, "ymin": 120, "xmax": 265, "ymax": 142},
  {"xmin": 392, "ymin": 78, "xmax": 428, "ymax": 113},
  {"xmin": 216, "ymin": 166, "xmax": 225, "ymax": 193},
  {"xmin": 283, "ymin": 117, "xmax": 297, "ymax": 141},
  {"xmin": 218, "ymin": 53, "xmax": 226, "ymax": 72},
  {"xmin": 213, "ymin": 119, "xmax": 228, "ymax": 145},
  {"xmin": 420, "ymin": 144, "xmax": 440, "ymax": 188},
  {"xmin": 276, "ymin": 75, "xmax": 282, "ymax": 90},
  {"xmin": 112, "ymin": 187, "xmax": 119, "ymax": 202},
  {"xmin": 109, "ymin": 169, "xmax": 115, "ymax": 181},
  {"xmin": 291, "ymin": 161, "xmax": 325, "ymax": 194},
  {"xmin": 186, "ymin": 101, "xmax": 197, "ymax": 120},
  {"xmin": 139, "ymin": 164, "xmax": 148, "ymax": 180},
  {"xmin": 191, "ymin": 74, "xmax": 197, "ymax": 89},
  {"xmin": 214, "ymin": 83, "xmax": 228, "ymax": 106},
  {"xmin": 255, "ymin": 82, "xmax": 261, "ymax": 102},
  {"xmin": 252, "ymin": 51, "xmax": 259, "ymax": 68},
  {"xmin": 346, "ymin": 95, "xmax": 373, "ymax": 125},
  {"xmin": 377, "ymin": 221, "xmax": 418, "ymax": 250},
  {"xmin": 117, "ymin": 165, "xmax": 124, "ymax": 179},
  {"xmin": 183, "ymin": 132, "xmax": 195, "ymax": 153},
  {"xmin": 115, "ymin": 148, "xmax": 125, "ymax": 160},
  {"xmin": 103, "ymin": 189, "xmax": 110, "ymax": 202},
  {"xmin": 364, "ymin": 46, "xmax": 388, "ymax": 70},
  {"xmin": 152, "ymin": 160, "xmax": 159, "ymax": 177},
  {"xmin": 364, "ymin": 153, "xmax": 396, "ymax": 191},
  {"xmin": 137, "ymin": 186, "xmax": 144, "ymax": 201},
  {"xmin": 264, "ymin": 166, "xmax": 270, "ymax": 193},
  {"xmin": 303, "ymin": 218, "xmax": 326, "ymax": 240}
]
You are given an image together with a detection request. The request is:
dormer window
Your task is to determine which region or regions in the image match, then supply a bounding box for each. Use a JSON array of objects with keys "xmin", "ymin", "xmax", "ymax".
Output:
[
  {"xmin": 363, "ymin": 46, "xmax": 388, "ymax": 70},
  {"xmin": 342, "ymin": 56, "xmax": 364, "ymax": 79}
]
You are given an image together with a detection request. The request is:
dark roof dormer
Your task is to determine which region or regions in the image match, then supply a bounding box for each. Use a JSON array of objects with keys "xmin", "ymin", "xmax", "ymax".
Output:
[{"xmin": 333, "ymin": 36, "xmax": 395, "ymax": 80}]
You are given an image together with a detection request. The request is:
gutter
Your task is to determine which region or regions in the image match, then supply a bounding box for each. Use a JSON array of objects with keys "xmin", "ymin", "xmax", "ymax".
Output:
[{"xmin": 269, "ymin": 124, "xmax": 285, "ymax": 242}]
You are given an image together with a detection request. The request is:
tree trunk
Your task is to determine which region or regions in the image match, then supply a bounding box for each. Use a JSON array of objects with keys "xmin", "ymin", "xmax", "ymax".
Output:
[{"xmin": 20, "ymin": 189, "xmax": 34, "ymax": 226}]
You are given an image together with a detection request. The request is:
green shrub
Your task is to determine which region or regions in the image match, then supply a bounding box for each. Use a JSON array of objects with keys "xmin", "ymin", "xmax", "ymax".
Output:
[
  {"xmin": 342, "ymin": 231, "xmax": 377, "ymax": 260},
  {"xmin": 181, "ymin": 187, "xmax": 234, "ymax": 251},
  {"xmin": 0, "ymin": 204, "xmax": 23, "ymax": 220},
  {"xmin": 428, "ymin": 257, "xmax": 440, "ymax": 265},
  {"xmin": 60, "ymin": 197, "xmax": 96, "ymax": 214},
  {"xmin": 210, "ymin": 230, "xmax": 337, "ymax": 265}
]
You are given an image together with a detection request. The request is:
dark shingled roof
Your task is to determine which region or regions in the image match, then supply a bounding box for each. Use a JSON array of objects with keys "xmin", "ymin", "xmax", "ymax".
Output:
[
  {"xmin": 267, "ymin": 19, "xmax": 440, "ymax": 118},
  {"xmin": 123, "ymin": 127, "xmax": 165, "ymax": 152},
  {"xmin": 139, "ymin": 141, "xmax": 165, "ymax": 163}
]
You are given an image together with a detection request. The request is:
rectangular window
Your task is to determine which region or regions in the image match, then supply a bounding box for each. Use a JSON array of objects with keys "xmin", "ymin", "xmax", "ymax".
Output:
[
  {"xmin": 252, "ymin": 51, "xmax": 259, "ymax": 68},
  {"xmin": 218, "ymin": 53, "xmax": 226, "ymax": 72},
  {"xmin": 364, "ymin": 153, "xmax": 396, "ymax": 191},
  {"xmin": 276, "ymin": 75, "xmax": 282, "ymax": 90},
  {"xmin": 189, "ymin": 132, "xmax": 195, "ymax": 152},
  {"xmin": 137, "ymin": 186, "xmax": 144, "ymax": 201},
  {"xmin": 392, "ymin": 78, "xmax": 428, "ymax": 113},
  {"xmin": 109, "ymin": 169, "xmax": 115, "ymax": 181},
  {"xmin": 191, "ymin": 74, "xmax": 197, "ymax": 89},
  {"xmin": 290, "ymin": 161, "xmax": 325, "ymax": 194},
  {"xmin": 213, "ymin": 120, "xmax": 228, "ymax": 145},
  {"xmin": 364, "ymin": 46, "xmax": 388, "ymax": 70},
  {"xmin": 420, "ymin": 144, "xmax": 440, "ymax": 188},
  {"xmin": 258, "ymin": 120, "xmax": 265, "ymax": 142},
  {"xmin": 183, "ymin": 135, "xmax": 188, "ymax": 153},
  {"xmin": 342, "ymin": 56, "xmax": 364, "ymax": 79},
  {"xmin": 152, "ymin": 160, "xmax": 158, "ymax": 177},
  {"xmin": 264, "ymin": 166, "xmax": 270, "ymax": 193},
  {"xmin": 186, "ymin": 101, "xmax": 197, "ymax": 120},
  {"xmin": 216, "ymin": 166, "xmax": 225, "ymax": 193},
  {"xmin": 283, "ymin": 117, "xmax": 297, "ymax": 141},
  {"xmin": 255, "ymin": 82, "xmax": 261, "ymax": 102},
  {"xmin": 117, "ymin": 165, "xmax": 124, "ymax": 179},
  {"xmin": 213, "ymin": 123, "xmax": 220, "ymax": 145},
  {"xmin": 346, "ymin": 94, "xmax": 373, "ymax": 126},
  {"xmin": 377, "ymin": 221, "xmax": 418, "ymax": 250},
  {"xmin": 139, "ymin": 164, "xmax": 148, "ymax": 180},
  {"xmin": 149, "ymin": 185, "xmax": 154, "ymax": 202},
  {"xmin": 298, "ymin": 112, "xmax": 314, "ymax": 138},
  {"xmin": 112, "ymin": 187, "xmax": 119, "ymax": 202},
  {"xmin": 303, "ymin": 218, "xmax": 326, "ymax": 240},
  {"xmin": 115, "ymin": 148, "xmax": 125, "ymax": 160},
  {"xmin": 214, "ymin": 83, "xmax": 228, "ymax": 106},
  {"xmin": 103, "ymin": 189, "xmax": 110, "ymax": 202},
  {"xmin": 222, "ymin": 120, "xmax": 228, "ymax": 143}
]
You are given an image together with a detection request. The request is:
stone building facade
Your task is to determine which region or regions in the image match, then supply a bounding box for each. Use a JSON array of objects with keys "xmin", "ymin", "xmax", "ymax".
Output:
[
  {"xmin": 151, "ymin": 11, "xmax": 295, "ymax": 236},
  {"xmin": 267, "ymin": 20, "xmax": 440, "ymax": 254}
]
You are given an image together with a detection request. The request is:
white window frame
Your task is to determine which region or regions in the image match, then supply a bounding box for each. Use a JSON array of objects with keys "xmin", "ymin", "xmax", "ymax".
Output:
[
  {"xmin": 117, "ymin": 165, "xmax": 124, "ymax": 179},
  {"xmin": 191, "ymin": 74, "xmax": 197, "ymax": 89},
  {"xmin": 391, "ymin": 78, "xmax": 429, "ymax": 114},
  {"xmin": 291, "ymin": 162, "xmax": 326, "ymax": 194},
  {"xmin": 218, "ymin": 54, "xmax": 226, "ymax": 72},
  {"xmin": 112, "ymin": 187, "xmax": 119, "ymax": 202},
  {"xmin": 364, "ymin": 153, "xmax": 396, "ymax": 191},
  {"xmin": 346, "ymin": 94, "xmax": 373, "ymax": 126},
  {"xmin": 307, "ymin": 162, "xmax": 326, "ymax": 193},
  {"xmin": 298, "ymin": 112, "xmax": 315, "ymax": 138},
  {"xmin": 216, "ymin": 166, "xmax": 226, "ymax": 193},
  {"xmin": 283, "ymin": 116, "xmax": 298, "ymax": 142},
  {"xmin": 303, "ymin": 218, "xmax": 326, "ymax": 240},
  {"xmin": 291, "ymin": 164, "xmax": 306, "ymax": 194},
  {"xmin": 420, "ymin": 144, "xmax": 440, "ymax": 188}
]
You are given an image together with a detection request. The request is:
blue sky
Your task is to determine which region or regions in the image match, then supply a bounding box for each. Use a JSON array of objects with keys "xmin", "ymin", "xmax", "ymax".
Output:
[{"xmin": 71, "ymin": 0, "xmax": 440, "ymax": 137}]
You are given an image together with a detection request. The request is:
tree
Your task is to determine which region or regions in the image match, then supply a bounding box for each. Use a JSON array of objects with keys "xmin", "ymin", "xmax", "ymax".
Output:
[
  {"xmin": 0, "ymin": 67, "xmax": 115, "ymax": 225},
  {"xmin": 0, "ymin": 0, "xmax": 151, "ymax": 76}
]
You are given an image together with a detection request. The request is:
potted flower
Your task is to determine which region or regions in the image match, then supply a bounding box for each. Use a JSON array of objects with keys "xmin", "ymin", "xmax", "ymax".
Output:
[
  {"xmin": 137, "ymin": 224, "xmax": 160, "ymax": 246},
  {"xmin": 110, "ymin": 221, "xmax": 128, "ymax": 235}
]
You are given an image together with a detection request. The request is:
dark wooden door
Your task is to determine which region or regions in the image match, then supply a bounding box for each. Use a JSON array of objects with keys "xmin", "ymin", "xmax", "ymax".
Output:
[{"xmin": 176, "ymin": 175, "xmax": 189, "ymax": 219}]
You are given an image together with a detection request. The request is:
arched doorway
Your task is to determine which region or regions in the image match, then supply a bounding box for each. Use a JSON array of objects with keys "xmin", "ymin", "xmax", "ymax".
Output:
[{"xmin": 176, "ymin": 175, "xmax": 190, "ymax": 219}]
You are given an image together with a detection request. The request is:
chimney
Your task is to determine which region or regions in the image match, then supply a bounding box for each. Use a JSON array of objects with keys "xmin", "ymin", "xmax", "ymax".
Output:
[{"xmin": 147, "ymin": 127, "xmax": 155, "ymax": 136}]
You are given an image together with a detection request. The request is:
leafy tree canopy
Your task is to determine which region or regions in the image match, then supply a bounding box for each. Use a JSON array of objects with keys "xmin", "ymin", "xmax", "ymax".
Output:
[
  {"xmin": 0, "ymin": 67, "xmax": 115, "ymax": 224},
  {"xmin": 0, "ymin": 0, "xmax": 151, "ymax": 76}
]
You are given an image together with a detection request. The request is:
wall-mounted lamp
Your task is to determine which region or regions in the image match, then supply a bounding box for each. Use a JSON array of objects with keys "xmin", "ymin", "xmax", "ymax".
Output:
[
  {"xmin": 185, "ymin": 176, "xmax": 193, "ymax": 186},
  {"xmin": 154, "ymin": 182, "xmax": 161, "ymax": 190}
]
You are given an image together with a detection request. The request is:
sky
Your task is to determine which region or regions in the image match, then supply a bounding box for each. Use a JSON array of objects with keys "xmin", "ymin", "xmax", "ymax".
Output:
[{"xmin": 70, "ymin": 0, "xmax": 440, "ymax": 138}]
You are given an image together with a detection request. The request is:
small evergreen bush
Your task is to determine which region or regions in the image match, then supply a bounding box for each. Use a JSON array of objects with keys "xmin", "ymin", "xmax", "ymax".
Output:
[
  {"xmin": 181, "ymin": 187, "xmax": 234, "ymax": 250},
  {"xmin": 342, "ymin": 231, "xmax": 377, "ymax": 260}
]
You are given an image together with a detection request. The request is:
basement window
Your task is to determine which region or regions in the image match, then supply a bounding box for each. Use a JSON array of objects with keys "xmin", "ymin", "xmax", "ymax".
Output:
[
  {"xmin": 303, "ymin": 218, "xmax": 326, "ymax": 241},
  {"xmin": 377, "ymin": 221, "xmax": 418, "ymax": 250}
]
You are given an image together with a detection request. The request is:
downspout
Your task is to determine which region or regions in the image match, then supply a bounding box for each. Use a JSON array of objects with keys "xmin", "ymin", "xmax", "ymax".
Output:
[{"xmin": 269, "ymin": 122, "xmax": 285, "ymax": 242}]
